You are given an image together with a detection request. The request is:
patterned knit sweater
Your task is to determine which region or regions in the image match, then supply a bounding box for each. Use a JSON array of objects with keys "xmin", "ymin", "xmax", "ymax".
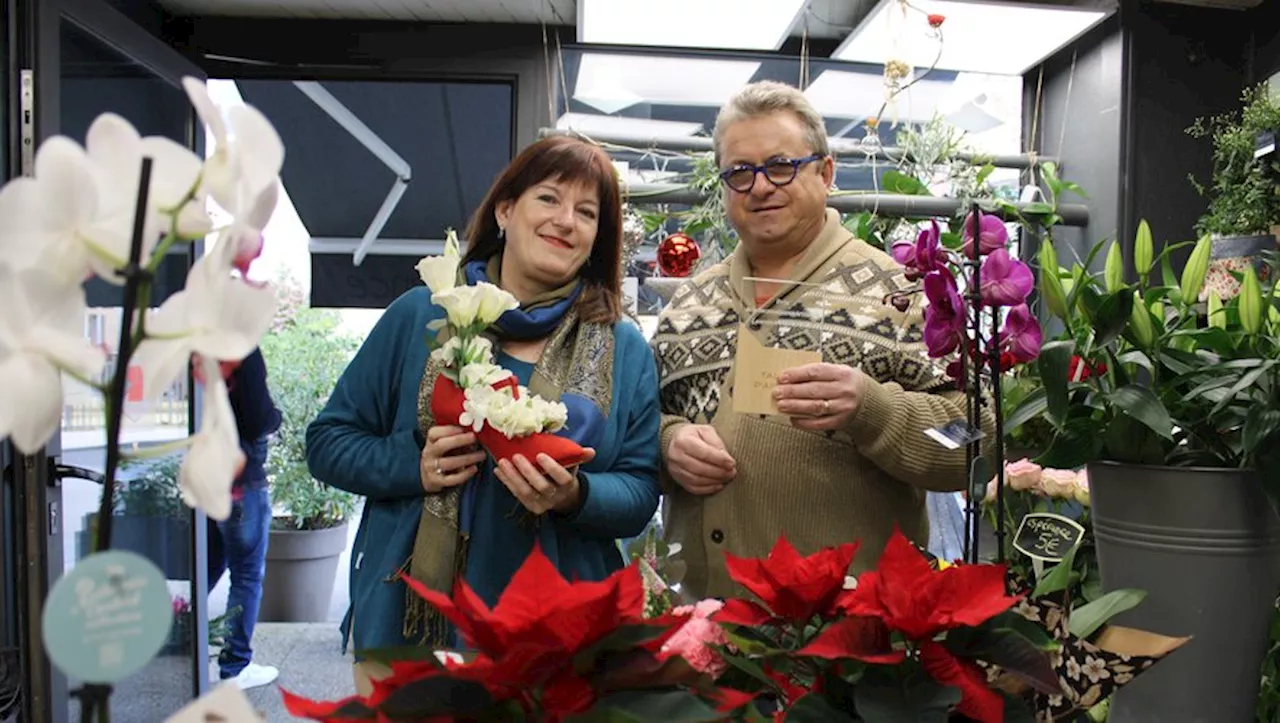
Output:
[{"xmin": 653, "ymin": 209, "xmax": 995, "ymax": 599}]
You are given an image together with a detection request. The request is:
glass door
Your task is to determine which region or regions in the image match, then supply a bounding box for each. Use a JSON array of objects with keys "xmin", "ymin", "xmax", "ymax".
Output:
[{"xmin": 4, "ymin": 2, "xmax": 209, "ymax": 721}]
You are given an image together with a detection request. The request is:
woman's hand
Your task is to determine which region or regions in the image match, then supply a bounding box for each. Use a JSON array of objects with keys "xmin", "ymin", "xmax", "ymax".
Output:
[
  {"xmin": 495, "ymin": 449, "xmax": 596, "ymax": 515},
  {"xmin": 420, "ymin": 425, "xmax": 487, "ymax": 494}
]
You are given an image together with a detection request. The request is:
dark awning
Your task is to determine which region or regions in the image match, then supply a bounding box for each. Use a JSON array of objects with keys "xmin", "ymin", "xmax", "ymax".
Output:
[{"xmin": 236, "ymin": 79, "xmax": 515, "ymax": 308}]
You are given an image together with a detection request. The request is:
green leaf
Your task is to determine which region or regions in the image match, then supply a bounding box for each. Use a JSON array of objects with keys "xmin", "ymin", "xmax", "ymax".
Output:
[
  {"xmin": 573, "ymin": 624, "xmax": 671, "ymax": 674},
  {"xmin": 1021, "ymin": 201, "xmax": 1056, "ymax": 215},
  {"xmin": 1209, "ymin": 362, "xmax": 1274, "ymax": 417},
  {"xmin": 1038, "ymin": 341, "xmax": 1075, "ymax": 426},
  {"xmin": 1005, "ymin": 387, "xmax": 1049, "ymax": 432},
  {"xmin": 718, "ymin": 650, "xmax": 776, "ymax": 689},
  {"xmin": 379, "ymin": 676, "xmax": 494, "ymax": 719},
  {"xmin": 854, "ymin": 669, "xmax": 959, "ymax": 723},
  {"xmin": 1068, "ymin": 588, "xmax": 1148, "ymax": 640},
  {"xmin": 943, "ymin": 627, "xmax": 1060, "ymax": 695},
  {"xmin": 979, "ymin": 611, "xmax": 1058, "ymax": 651},
  {"xmin": 1107, "ymin": 385, "xmax": 1175, "ymax": 440},
  {"xmin": 571, "ymin": 691, "xmax": 724, "ymax": 723},
  {"xmin": 786, "ymin": 693, "xmax": 858, "ymax": 722},
  {"xmin": 881, "ymin": 170, "xmax": 930, "ymax": 195},
  {"xmin": 1033, "ymin": 545, "xmax": 1080, "ymax": 597},
  {"xmin": 1080, "ymin": 286, "xmax": 1135, "ymax": 348}
]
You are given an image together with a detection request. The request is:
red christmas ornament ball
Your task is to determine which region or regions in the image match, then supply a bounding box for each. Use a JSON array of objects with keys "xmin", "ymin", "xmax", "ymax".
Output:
[{"xmin": 658, "ymin": 232, "xmax": 701, "ymax": 277}]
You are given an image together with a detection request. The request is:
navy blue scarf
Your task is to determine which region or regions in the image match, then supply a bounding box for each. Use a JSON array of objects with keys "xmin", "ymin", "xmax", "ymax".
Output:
[{"xmin": 463, "ymin": 256, "xmax": 583, "ymax": 340}]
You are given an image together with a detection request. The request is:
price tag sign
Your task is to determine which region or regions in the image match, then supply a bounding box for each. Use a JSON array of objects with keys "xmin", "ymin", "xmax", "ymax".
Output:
[
  {"xmin": 1013, "ymin": 512, "xmax": 1085, "ymax": 562},
  {"xmin": 42, "ymin": 550, "xmax": 172, "ymax": 684},
  {"xmin": 924, "ymin": 419, "xmax": 985, "ymax": 450}
]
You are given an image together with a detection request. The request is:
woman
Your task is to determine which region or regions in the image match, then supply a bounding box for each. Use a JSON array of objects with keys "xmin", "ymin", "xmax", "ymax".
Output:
[{"xmin": 305, "ymin": 136, "xmax": 661, "ymax": 694}]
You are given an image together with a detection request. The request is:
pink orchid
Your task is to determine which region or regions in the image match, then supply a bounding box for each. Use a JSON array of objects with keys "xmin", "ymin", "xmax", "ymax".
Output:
[
  {"xmin": 979, "ymin": 249, "xmax": 1034, "ymax": 307},
  {"xmin": 923, "ymin": 268, "xmax": 966, "ymax": 358},
  {"xmin": 961, "ymin": 212, "xmax": 1009, "ymax": 257},
  {"xmin": 892, "ymin": 221, "xmax": 946, "ymax": 281},
  {"xmin": 998, "ymin": 304, "xmax": 1042, "ymax": 363}
]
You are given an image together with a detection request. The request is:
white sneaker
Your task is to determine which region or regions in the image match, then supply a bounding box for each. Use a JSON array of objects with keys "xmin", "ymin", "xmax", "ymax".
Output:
[{"xmin": 229, "ymin": 662, "xmax": 278, "ymax": 690}]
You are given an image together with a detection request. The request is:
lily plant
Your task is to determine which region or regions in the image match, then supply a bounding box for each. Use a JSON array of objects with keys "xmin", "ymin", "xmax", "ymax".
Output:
[
  {"xmin": 1010, "ymin": 220, "xmax": 1280, "ymax": 503},
  {"xmin": 0, "ymin": 78, "xmax": 283, "ymax": 713}
]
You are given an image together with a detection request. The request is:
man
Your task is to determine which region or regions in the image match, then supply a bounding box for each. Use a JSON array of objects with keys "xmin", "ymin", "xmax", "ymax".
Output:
[
  {"xmin": 652, "ymin": 80, "xmax": 993, "ymax": 599},
  {"xmin": 205, "ymin": 347, "xmax": 282, "ymax": 690}
]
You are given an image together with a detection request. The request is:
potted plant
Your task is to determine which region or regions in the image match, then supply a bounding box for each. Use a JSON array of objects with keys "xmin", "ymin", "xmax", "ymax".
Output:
[
  {"xmin": 258, "ymin": 293, "xmax": 362, "ymax": 623},
  {"xmin": 1010, "ymin": 222, "xmax": 1280, "ymax": 721},
  {"xmin": 1186, "ymin": 82, "xmax": 1280, "ymax": 299},
  {"xmin": 77, "ymin": 454, "xmax": 191, "ymax": 579}
]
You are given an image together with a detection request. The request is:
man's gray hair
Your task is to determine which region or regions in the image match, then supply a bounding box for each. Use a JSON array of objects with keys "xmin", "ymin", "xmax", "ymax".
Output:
[{"xmin": 712, "ymin": 80, "xmax": 830, "ymax": 165}]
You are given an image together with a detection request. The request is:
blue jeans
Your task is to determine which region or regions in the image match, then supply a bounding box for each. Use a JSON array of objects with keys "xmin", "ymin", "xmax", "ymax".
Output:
[{"xmin": 206, "ymin": 486, "xmax": 270, "ymax": 678}]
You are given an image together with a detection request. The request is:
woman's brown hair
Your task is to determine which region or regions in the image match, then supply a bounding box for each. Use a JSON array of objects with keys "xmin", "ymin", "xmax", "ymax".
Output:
[{"xmin": 462, "ymin": 135, "xmax": 623, "ymax": 325}]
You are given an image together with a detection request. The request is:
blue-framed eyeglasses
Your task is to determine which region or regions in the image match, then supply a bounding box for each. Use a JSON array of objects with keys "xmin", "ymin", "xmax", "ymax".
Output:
[{"xmin": 718, "ymin": 154, "xmax": 824, "ymax": 193}]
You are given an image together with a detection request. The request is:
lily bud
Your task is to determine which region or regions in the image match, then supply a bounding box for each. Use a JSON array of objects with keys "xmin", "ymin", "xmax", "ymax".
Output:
[
  {"xmin": 1207, "ymin": 292, "xmax": 1226, "ymax": 330},
  {"xmin": 1239, "ymin": 265, "xmax": 1264, "ymax": 336},
  {"xmin": 1179, "ymin": 235, "xmax": 1213, "ymax": 306},
  {"xmin": 1134, "ymin": 220, "xmax": 1154, "ymax": 280},
  {"xmin": 1038, "ymin": 240, "xmax": 1070, "ymax": 320},
  {"xmin": 1128, "ymin": 292, "xmax": 1155, "ymax": 348},
  {"xmin": 1104, "ymin": 241, "xmax": 1124, "ymax": 292}
]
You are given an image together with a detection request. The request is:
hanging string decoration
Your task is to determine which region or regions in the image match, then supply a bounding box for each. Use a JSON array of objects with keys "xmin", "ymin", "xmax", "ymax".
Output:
[
  {"xmin": 657, "ymin": 232, "xmax": 701, "ymax": 278},
  {"xmin": 621, "ymin": 205, "xmax": 647, "ymax": 268}
]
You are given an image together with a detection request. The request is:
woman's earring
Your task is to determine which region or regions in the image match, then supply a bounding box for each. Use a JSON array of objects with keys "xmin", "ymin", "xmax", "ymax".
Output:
[{"xmin": 498, "ymin": 226, "xmax": 506, "ymax": 239}]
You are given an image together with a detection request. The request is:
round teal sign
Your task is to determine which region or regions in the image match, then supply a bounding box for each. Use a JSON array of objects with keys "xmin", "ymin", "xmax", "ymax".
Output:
[{"xmin": 42, "ymin": 550, "xmax": 173, "ymax": 683}]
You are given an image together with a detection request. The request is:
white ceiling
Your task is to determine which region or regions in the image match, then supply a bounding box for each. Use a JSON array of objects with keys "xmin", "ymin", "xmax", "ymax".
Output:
[{"xmin": 156, "ymin": 0, "xmax": 864, "ymax": 38}]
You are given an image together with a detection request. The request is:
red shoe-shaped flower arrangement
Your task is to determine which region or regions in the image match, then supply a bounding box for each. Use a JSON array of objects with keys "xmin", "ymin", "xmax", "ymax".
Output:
[
  {"xmin": 414, "ymin": 231, "xmax": 589, "ymax": 468},
  {"xmin": 281, "ymin": 546, "xmax": 748, "ymax": 722}
]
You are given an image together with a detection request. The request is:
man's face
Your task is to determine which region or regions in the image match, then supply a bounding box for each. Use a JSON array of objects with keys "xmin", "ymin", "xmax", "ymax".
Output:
[{"xmin": 718, "ymin": 111, "xmax": 834, "ymax": 251}]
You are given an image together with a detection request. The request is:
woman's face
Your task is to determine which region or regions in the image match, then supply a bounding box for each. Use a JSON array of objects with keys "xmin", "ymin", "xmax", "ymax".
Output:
[{"xmin": 495, "ymin": 176, "xmax": 600, "ymax": 293}]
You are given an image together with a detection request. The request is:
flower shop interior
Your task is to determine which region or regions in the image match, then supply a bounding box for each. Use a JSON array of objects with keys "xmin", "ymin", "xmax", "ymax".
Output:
[{"xmin": 2, "ymin": 0, "xmax": 1280, "ymax": 721}]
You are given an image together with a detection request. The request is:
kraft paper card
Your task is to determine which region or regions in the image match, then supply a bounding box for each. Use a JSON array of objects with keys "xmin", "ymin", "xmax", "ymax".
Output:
[
  {"xmin": 164, "ymin": 681, "xmax": 263, "ymax": 722},
  {"xmin": 733, "ymin": 323, "xmax": 822, "ymax": 416}
]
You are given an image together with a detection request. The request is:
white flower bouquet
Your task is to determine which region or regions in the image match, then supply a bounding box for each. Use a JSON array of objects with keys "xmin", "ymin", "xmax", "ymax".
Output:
[{"xmin": 416, "ymin": 232, "xmax": 586, "ymax": 466}]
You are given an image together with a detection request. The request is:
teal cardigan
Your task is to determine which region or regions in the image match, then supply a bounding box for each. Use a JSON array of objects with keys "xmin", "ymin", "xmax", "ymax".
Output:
[{"xmin": 305, "ymin": 287, "xmax": 661, "ymax": 654}]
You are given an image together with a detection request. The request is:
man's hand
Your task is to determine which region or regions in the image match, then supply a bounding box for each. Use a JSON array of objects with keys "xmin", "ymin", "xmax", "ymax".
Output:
[
  {"xmin": 774, "ymin": 363, "xmax": 867, "ymax": 431},
  {"xmin": 666, "ymin": 424, "xmax": 736, "ymax": 495}
]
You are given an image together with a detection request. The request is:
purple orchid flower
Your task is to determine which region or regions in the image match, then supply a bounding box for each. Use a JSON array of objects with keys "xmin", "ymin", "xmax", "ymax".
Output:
[
  {"xmin": 980, "ymin": 248, "xmax": 1035, "ymax": 307},
  {"xmin": 999, "ymin": 303, "xmax": 1043, "ymax": 363},
  {"xmin": 923, "ymin": 268, "xmax": 966, "ymax": 358},
  {"xmin": 892, "ymin": 221, "xmax": 946, "ymax": 281},
  {"xmin": 961, "ymin": 211, "xmax": 1010, "ymax": 257}
]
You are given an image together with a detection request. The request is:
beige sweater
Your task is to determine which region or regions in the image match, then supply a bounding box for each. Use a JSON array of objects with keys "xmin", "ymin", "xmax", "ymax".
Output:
[{"xmin": 653, "ymin": 209, "xmax": 996, "ymax": 599}]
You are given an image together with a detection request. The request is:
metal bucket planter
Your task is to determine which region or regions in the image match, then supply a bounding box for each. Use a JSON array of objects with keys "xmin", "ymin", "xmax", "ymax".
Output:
[{"xmin": 1088, "ymin": 461, "xmax": 1280, "ymax": 722}]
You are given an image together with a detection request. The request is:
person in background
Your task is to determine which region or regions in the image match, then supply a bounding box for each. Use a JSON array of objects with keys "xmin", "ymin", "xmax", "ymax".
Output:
[
  {"xmin": 652, "ymin": 80, "xmax": 995, "ymax": 600},
  {"xmin": 203, "ymin": 347, "xmax": 282, "ymax": 690},
  {"xmin": 306, "ymin": 135, "xmax": 662, "ymax": 697}
]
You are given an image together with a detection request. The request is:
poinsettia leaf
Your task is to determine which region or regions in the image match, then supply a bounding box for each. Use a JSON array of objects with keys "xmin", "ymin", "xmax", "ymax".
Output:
[
  {"xmin": 377, "ymin": 676, "xmax": 494, "ymax": 718},
  {"xmin": 573, "ymin": 623, "xmax": 672, "ymax": 674},
  {"xmin": 280, "ymin": 690, "xmax": 377, "ymax": 720},
  {"xmin": 721, "ymin": 628, "xmax": 783, "ymax": 657},
  {"xmin": 1068, "ymin": 588, "xmax": 1147, "ymax": 640},
  {"xmin": 853, "ymin": 668, "xmax": 959, "ymax": 722},
  {"xmin": 784, "ymin": 692, "xmax": 858, "ymax": 722},
  {"xmin": 978, "ymin": 611, "xmax": 1057, "ymax": 651},
  {"xmin": 795, "ymin": 617, "xmax": 905, "ymax": 664},
  {"xmin": 941, "ymin": 627, "xmax": 1060, "ymax": 695},
  {"xmin": 568, "ymin": 690, "xmax": 724, "ymax": 723},
  {"xmin": 717, "ymin": 649, "xmax": 777, "ymax": 689},
  {"xmin": 355, "ymin": 645, "xmax": 445, "ymax": 668}
]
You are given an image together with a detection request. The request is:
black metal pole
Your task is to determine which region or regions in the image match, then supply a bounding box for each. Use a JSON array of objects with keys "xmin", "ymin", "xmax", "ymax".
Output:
[
  {"xmin": 990, "ymin": 238, "xmax": 1009, "ymax": 564},
  {"xmin": 966, "ymin": 204, "xmax": 984, "ymax": 565}
]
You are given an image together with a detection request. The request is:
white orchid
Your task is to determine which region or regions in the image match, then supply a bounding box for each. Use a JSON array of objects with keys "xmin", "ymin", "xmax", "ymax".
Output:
[
  {"xmin": 183, "ymin": 78, "xmax": 283, "ymax": 223},
  {"xmin": 0, "ymin": 114, "xmax": 205, "ymax": 285},
  {"xmin": 178, "ymin": 355, "xmax": 245, "ymax": 521},
  {"xmin": 129, "ymin": 234, "xmax": 277, "ymax": 406},
  {"xmin": 0, "ymin": 265, "xmax": 107, "ymax": 453}
]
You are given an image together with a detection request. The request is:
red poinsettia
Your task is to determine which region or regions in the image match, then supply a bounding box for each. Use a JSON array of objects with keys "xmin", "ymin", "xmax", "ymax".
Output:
[
  {"xmin": 837, "ymin": 529, "xmax": 1022, "ymax": 722},
  {"xmin": 283, "ymin": 545, "xmax": 712, "ymax": 722},
  {"xmin": 716, "ymin": 535, "xmax": 858, "ymax": 625}
]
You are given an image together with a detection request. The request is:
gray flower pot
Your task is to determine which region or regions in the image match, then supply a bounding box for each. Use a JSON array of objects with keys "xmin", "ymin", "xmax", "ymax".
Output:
[
  {"xmin": 1088, "ymin": 461, "xmax": 1280, "ymax": 723},
  {"xmin": 259, "ymin": 522, "xmax": 349, "ymax": 623}
]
